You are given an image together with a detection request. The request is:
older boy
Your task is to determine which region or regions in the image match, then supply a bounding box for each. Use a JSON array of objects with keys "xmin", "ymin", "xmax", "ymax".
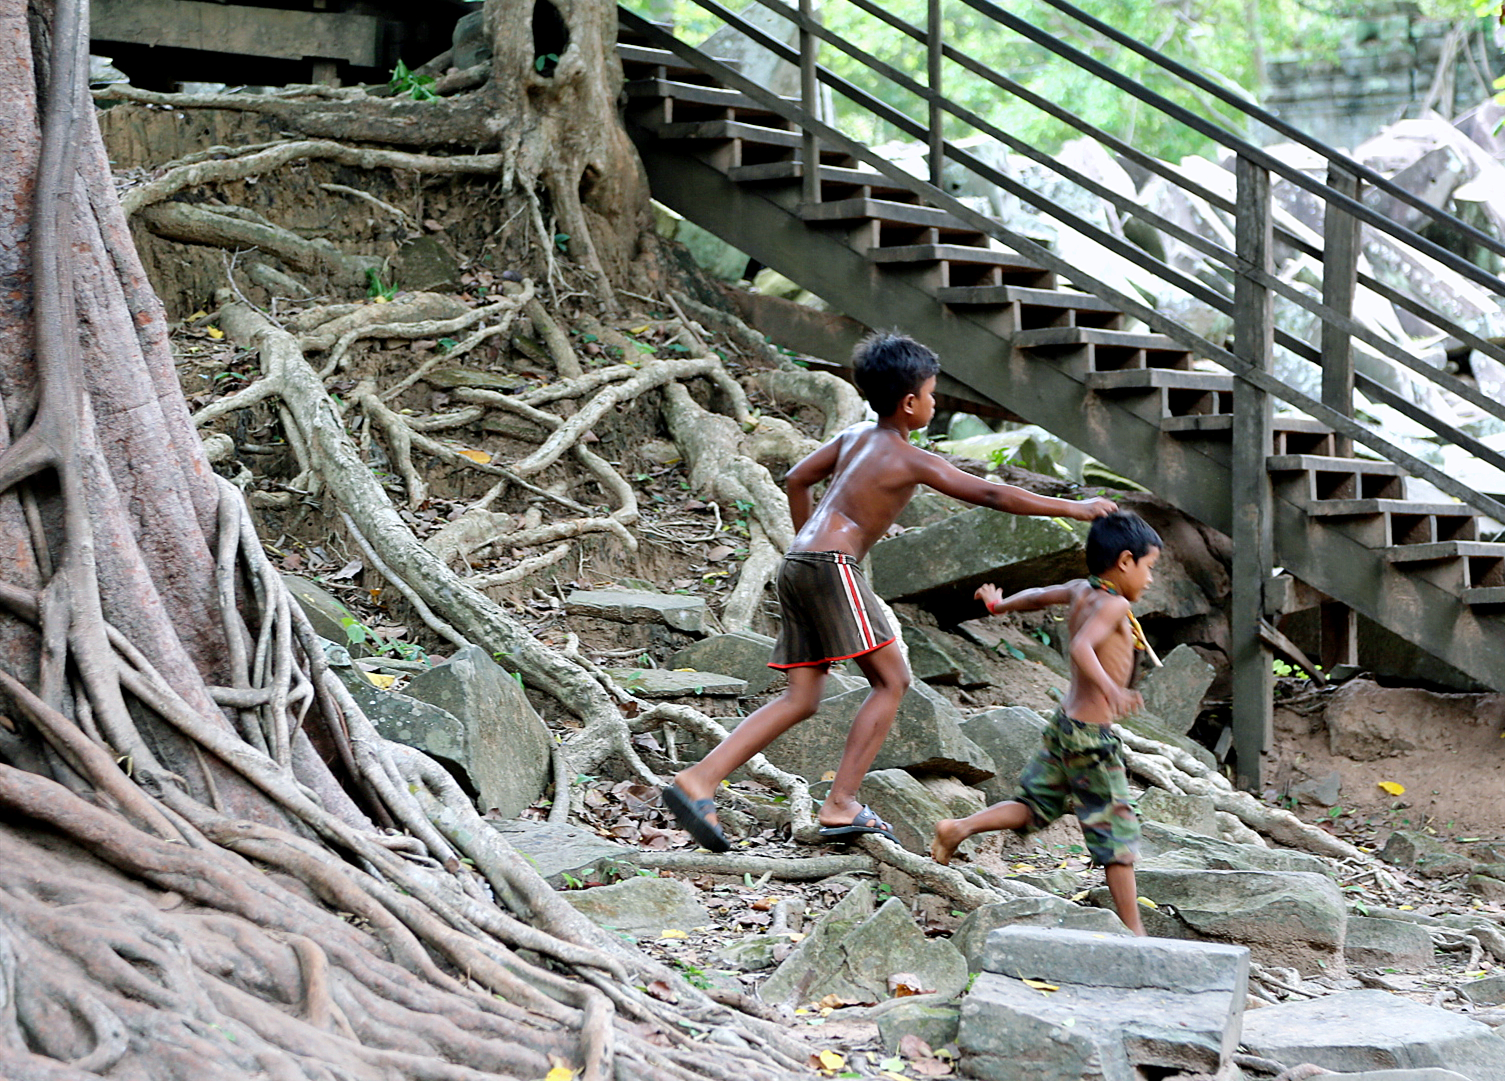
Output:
[
  {"xmin": 662, "ymin": 332, "xmax": 1115, "ymax": 851},
  {"xmin": 930, "ymin": 510, "xmax": 1162, "ymax": 935}
]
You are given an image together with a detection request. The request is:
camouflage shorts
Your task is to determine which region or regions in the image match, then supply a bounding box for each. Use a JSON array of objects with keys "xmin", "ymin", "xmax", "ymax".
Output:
[{"xmin": 1013, "ymin": 709, "xmax": 1140, "ymax": 866}]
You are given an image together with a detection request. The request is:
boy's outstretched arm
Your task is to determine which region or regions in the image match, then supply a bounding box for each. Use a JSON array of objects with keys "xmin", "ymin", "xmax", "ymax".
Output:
[
  {"xmin": 785, "ymin": 438, "xmax": 841, "ymax": 532},
  {"xmin": 910, "ymin": 452, "xmax": 1116, "ymax": 520},
  {"xmin": 1070, "ymin": 595, "xmax": 1143, "ymax": 718},
  {"xmin": 976, "ymin": 581, "xmax": 1076, "ymax": 615}
]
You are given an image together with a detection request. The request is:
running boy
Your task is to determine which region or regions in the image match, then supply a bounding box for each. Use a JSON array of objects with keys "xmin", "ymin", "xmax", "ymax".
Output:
[
  {"xmin": 662, "ymin": 332, "xmax": 1115, "ymax": 852},
  {"xmin": 929, "ymin": 510, "xmax": 1161, "ymax": 935}
]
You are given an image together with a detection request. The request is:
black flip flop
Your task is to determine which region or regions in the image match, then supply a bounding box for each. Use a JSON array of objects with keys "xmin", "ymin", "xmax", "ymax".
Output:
[
  {"xmin": 661, "ymin": 784, "xmax": 730, "ymax": 853},
  {"xmin": 817, "ymin": 804, "xmax": 898, "ymax": 844}
]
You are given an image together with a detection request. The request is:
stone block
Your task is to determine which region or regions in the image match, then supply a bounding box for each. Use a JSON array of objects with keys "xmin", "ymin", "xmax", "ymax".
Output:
[
  {"xmin": 488, "ymin": 820, "xmax": 634, "ymax": 888},
  {"xmin": 709, "ymin": 936, "xmax": 784, "ymax": 972},
  {"xmin": 1459, "ymin": 973, "xmax": 1505, "ymax": 1007},
  {"xmin": 669, "ymin": 631, "xmax": 779, "ymax": 696},
  {"xmin": 952, "ymin": 898, "xmax": 1129, "ymax": 970},
  {"xmin": 1136, "ymin": 790, "xmax": 1220, "ymax": 837},
  {"xmin": 403, "ymin": 645, "xmax": 553, "ymax": 818},
  {"xmin": 763, "ymin": 679, "xmax": 994, "ymax": 786},
  {"xmin": 284, "ymin": 574, "xmax": 369, "ymax": 654},
  {"xmin": 604, "ymin": 668, "xmax": 747, "ymax": 698},
  {"xmin": 1290, "ymin": 770, "xmax": 1344, "ymax": 808},
  {"xmin": 1137, "ymin": 644, "xmax": 1215, "ymax": 736},
  {"xmin": 979, "ymin": 926, "xmax": 1250, "ymax": 994},
  {"xmin": 1322, "ymin": 1072, "xmax": 1475, "ymax": 1081},
  {"xmin": 761, "ymin": 892, "xmax": 967, "ymax": 1006},
  {"xmin": 562, "ymin": 876, "xmax": 711, "ymax": 939},
  {"xmin": 958, "ymin": 706, "xmax": 1048, "ymax": 804},
  {"xmin": 565, "ymin": 589, "xmax": 705, "ymax": 633},
  {"xmin": 1379, "ymin": 830, "xmax": 1474, "ymax": 878},
  {"xmin": 1344, "ymin": 916, "xmax": 1435, "ymax": 971},
  {"xmin": 1095, "ymin": 868, "xmax": 1346, "ymax": 975},
  {"xmin": 1239, "ymin": 990, "xmax": 1505, "ymax": 1076},
  {"xmin": 856, "ymin": 769, "xmax": 985, "ymax": 856},
  {"xmin": 393, "ymin": 235, "xmax": 461, "ymax": 292},
  {"xmin": 1467, "ymin": 874, "xmax": 1505, "ymax": 903},
  {"xmin": 1138, "ymin": 821, "xmax": 1334, "ymax": 877},
  {"xmin": 877, "ymin": 1002, "xmax": 960, "ymax": 1054},
  {"xmin": 338, "ymin": 672, "xmax": 470, "ymax": 781},
  {"xmin": 903, "ymin": 624, "xmax": 964, "ymax": 684},
  {"xmin": 869, "ymin": 507, "xmax": 1088, "ymax": 619}
]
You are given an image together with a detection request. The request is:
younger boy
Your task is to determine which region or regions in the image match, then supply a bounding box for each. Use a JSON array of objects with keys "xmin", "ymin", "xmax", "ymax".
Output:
[
  {"xmin": 929, "ymin": 510, "xmax": 1162, "ymax": 936},
  {"xmin": 662, "ymin": 331, "xmax": 1115, "ymax": 852}
]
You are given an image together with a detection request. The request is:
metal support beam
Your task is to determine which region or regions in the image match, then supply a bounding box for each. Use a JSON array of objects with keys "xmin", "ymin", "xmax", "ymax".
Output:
[
  {"xmin": 1231, "ymin": 156, "xmax": 1275, "ymax": 791},
  {"xmin": 799, "ymin": 0, "xmax": 821, "ymax": 206}
]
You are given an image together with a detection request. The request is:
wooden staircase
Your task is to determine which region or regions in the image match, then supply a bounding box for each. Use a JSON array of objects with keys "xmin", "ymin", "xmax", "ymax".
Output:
[{"xmin": 614, "ymin": 12, "xmax": 1505, "ymax": 783}]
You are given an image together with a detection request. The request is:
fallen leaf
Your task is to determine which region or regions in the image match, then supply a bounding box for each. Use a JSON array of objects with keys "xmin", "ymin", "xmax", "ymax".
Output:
[
  {"xmin": 897, "ymin": 1035, "xmax": 933, "ymax": 1060},
  {"xmin": 706, "ymin": 544, "xmax": 735, "ymax": 561},
  {"xmin": 817, "ymin": 993, "xmax": 849, "ymax": 1010},
  {"xmin": 784, "ymin": 932, "xmax": 805, "ymax": 943},
  {"xmin": 457, "ymin": 448, "xmax": 492, "ymax": 464},
  {"xmin": 365, "ymin": 673, "xmax": 397, "ymax": 690},
  {"xmin": 1137, "ymin": 897, "xmax": 1158, "ymax": 909},
  {"xmin": 205, "ymin": 325, "xmax": 224, "ymax": 339},
  {"xmin": 820, "ymin": 770, "xmax": 838, "ymax": 782},
  {"xmin": 1022, "ymin": 979, "xmax": 1059, "ymax": 992},
  {"xmin": 659, "ymin": 928, "xmax": 687, "ymax": 939},
  {"xmin": 910, "ymin": 1060, "xmax": 952, "ymax": 1077},
  {"xmin": 817, "ymin": 1050, "xmax": 845, "ymax": 1071},
  {"xmin": 1377, "ymin": 781, "xmax": 1406, "ymax": 796},
  {"xmin": 888, "ymin": 972, "xmax": 933, "ymax": 997},
  {"xmin": 329, "ymin": 559, "xmax": 363, "ymax": 581},
  {"xmin": 1070, "ymin": 890, "xmax": 1090, "ymax": 902},
  {"xmin": 645, "ymin": 980, "xmax": 678, "ymax": 1002},
  {"xmin": 544, "ymin": 1068, "xmax": 575, "ymax": 1081}
]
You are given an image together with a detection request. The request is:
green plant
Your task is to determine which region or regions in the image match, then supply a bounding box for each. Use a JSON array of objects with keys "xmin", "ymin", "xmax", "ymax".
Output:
[
  {"xmin": 388, "ymin": 60, "xmax": 438, "ymax": 102},
  {"xmin": 670, "ymin": 959, "xmax": 712, "ymax": 990},
  {"xmin": 553, "ymin": 231, "xmax": 571, "ymax": 253},
  {"xmin": 559, "ymin": 871, "xmax": 584, "ymax": 889},
  {"xmin": 987, "ymin": 445, "xmax": 1015, "ymax": 470},
  {"xmin": 534, "ymin": 52, "xmax": 561, "ymax": 74},
  {"xmin": 437, "ymin": 337, "xmax": 458, "ymax": 354},
  {"xmin": 364, "ymin": 267, "xmax": 398, "ymax": 301}
]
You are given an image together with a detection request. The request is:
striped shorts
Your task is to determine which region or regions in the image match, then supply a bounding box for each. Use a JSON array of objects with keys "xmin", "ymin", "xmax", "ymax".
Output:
[{"xmin": 767, "ymin": 551, "xmax": 896, "ymax": 669}]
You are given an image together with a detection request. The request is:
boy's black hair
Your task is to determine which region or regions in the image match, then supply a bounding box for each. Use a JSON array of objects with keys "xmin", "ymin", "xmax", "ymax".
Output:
[
  {"xmin": 851, "ymin": 331, "xmax": 940, "ymax": 417},
  {"xmin": 1085, "ymin": 510, "xmax": 1162, "ymax": 574}
]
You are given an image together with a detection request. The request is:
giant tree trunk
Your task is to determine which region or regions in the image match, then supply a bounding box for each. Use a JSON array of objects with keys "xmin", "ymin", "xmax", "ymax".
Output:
[{"xmin": 0, "ymin": 3, "xmax": 805, "ymax": 1077}]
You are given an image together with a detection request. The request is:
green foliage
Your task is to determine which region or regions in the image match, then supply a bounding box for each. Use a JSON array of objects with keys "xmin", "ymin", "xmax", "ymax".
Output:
[
  {"xmin": 535, "ymin": 52, "xmax": 562, "ymax": 74},
  {"xmin": 338, "ymin": 616, "xmax": 429, "ymax": 665},
  {"xmin": 364, "ymin": 268, "xmax": 398, "ymax": 302},
  {"xmin": 388, "ymin": 60, "xmax": 438, "ymax": 102}
]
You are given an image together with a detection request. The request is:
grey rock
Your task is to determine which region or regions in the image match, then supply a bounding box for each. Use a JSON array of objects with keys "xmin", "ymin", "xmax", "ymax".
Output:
[
  {"xmin": 877, "ymin": 1002, "xmax": 960, "ymax": 1054},
  {"xmin": 1344, "ymin": 916, "xmax": 1435, "ymax": 971},
  {"xmin": 761, "ymin": 892, "xmax": 967, "ymax": 1006},
  {"xmin": 1379, "ymin": 830, "xmax": 1474, "ymax": 879},
  {"xmin": 765, "ymin": 679, "xmax": 995, "ymax": 786},
  {"xmin": 1095, "ymin": 868, "xmax": 1346, "ymax": 975},
  {"xmin": 857, "ymin": 769, "xmax": 983, "ymax": 856},
  {"xmin": 1459, "ymin": 973, "xmax": 1505, "ymax": 1007},
  {"xmin": 1135, "ymin": 790, "xmax": 1221, "ymax": 836},
  {"xmin": 1467, "ymin": 874, "xmax": 1505, "ymax": 904},
  {"xmin": 562, "ymin": 876, "xmax": 711, "ymax": 939},
  {"xmin": 1137, "ymin": 644, "xmax": 1215, "ymax": 736},
  {"xmin": 1138, "ymin": 820, "xmax": 1334, "ymax": 877},
  {"xmin": 896, "ymin": 490, "xmax": 968, "ymax": 529},
  {"xmin": 339, "ymin": 673, "xmax": 470, "ymax": 780},
  {"xmin": 957, "ymin": 617, "xmax": 1071, "ymax": 680},
  {"xmin": 709, "ymin": 936, "xmax": 784, "ymax": 972},
  {"xmin": 953, "ymin": 898, "xmax": 1129, "ymax": 970},
  {"xmin": 1291, "ymin": 770, "xmax": 1344, "ymax": 808},
  {"xmin": 981, "ymin": 925, "xmax": 1250, "ymax": 994},
  {"xmin": 958, "ymin": 969, "xmax": 1243, "ymax": 1080},
  {"xmin": 903, "ymin": 624, "xmax": 964, "ymax": 684},
  {"xmin": 1318, "ymin": 1072, "xmax": 1476, "ymax": 1081},
  {"xmin": 604, "ymin": 668, "xmax": 747, "ymax": 698},
  {"xmin": 451, "ymin": 8, "xmax": 492, "ymax": 69},
  {"xmin": 1239, "ymin": 990, "xmax": 1505, "ymax": 1076},
  {"xmin": 669, "ymin": 631, "xmax": 778, "ymax": 696},
  {"xmin": 284, "ymin": 574, "xmax": 369, "ymax": 654},
  {"xmin": 1012, "ymin": 868, "xmax": 1083, "ymax": 897},
  {"xmin": 565, "ymin": 589, "xmax": 706, "ymax": 633},
  {"xmin": 424, "ymin": 366, "xmax": 531, "ymax": 392},
  {"xmin": 1470, "ymin": 841, "xmax": 1505, "ymax": 864},
  {"xmin": 488, "ymin": 819, "xmax": 634, "ymax": 888},
  {"xmin": 393, "ymin": 235, "xmax": 461, "ymax": 293},
  {"xmin": 958, "ymin": 706, "xmax": 1048, "ymax": 804},
  {"xmin": 869, "ymin": 508, "xmax": 1088, "ymax": 619},
  {"xmin": 759, "ymin": 885, "xmax": 875, "ymax": 1005},
  {"xmin": 404, "ymin": 645, "xmax": 553, "ymax": 818}
]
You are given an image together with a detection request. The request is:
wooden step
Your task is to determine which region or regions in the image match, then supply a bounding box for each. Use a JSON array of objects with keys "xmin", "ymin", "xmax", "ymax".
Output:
[
  {"xmin": 1383, "ymin": 541, "xmax": 1505, "ymax": 564},
  {"xmin": 867, "ymin": 244, "xmax": 1044, "ymax": 269},
  {"xmin": 1303, "ymin": 499, "xmax": 1479, "ymax": 547},
  {"xmin": 726, "ymin": 161, "xmax": 908, "ymax": 194},
  {"xmin": 624, "ymin": 78, "xmax": 790, "ymax": 115},
  {"xmin": 1268, "ymin": 454, "xmax": 1407, "ymax": 501},
  {"xmin": 937, "ymin": 285, "xmax": 1119, "ymax": 313},
  {"xmin": 1303, "ymin": 499, "xmax": 1466, "ymax": 518},
  {"xmin": 634, "ymin": 117, "xmax": 801, "ymax": 147},
  {"xmin": 617, "ymin": 43, "xmax": 743, "ymax": 76},
  {"xmin": 1383, "ymin": 540, "xmax": 1505, "ymax": 595},
  {"xmin": 800, "ymin": 197, "xmax": 952, "ymax": 230},
  {"xmin": 1162, "ymin": 414, "xmax": 1337, "ymax": 455},
  {"xmin": 1085, "ymin": 369, "xmax": 1232, "ymax": 393},
  {"xmin": 1464, "ymin": 587, "xmax": 1505, "ymax": 606}
]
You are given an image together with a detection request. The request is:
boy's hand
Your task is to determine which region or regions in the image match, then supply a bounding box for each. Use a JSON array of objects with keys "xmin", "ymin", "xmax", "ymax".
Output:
[
  {"xmin": 975, "ymin": 583, "xmax": 1003, "ymax": 615},
  {"xmin": 1073, "ymin": 497, "xmax": 1118, "ymax": 520},
  {"xmin": 1106, "ymin": 685, "xmax": 1143, "ymax": 719}
]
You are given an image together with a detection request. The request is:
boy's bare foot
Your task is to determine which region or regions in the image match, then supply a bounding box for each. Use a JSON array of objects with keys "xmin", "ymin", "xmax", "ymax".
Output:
[{"xmin": 930, "ymin": 818, "xmax": 969, "ymax": 865}]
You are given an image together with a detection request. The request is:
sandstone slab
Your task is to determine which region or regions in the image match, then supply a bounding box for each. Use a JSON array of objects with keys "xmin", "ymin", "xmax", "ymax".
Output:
[
  {"xmin": 1239, "ymin": 990, "xmax": 1505, "ymax": 1076},
  {"xmin": 565, "ymin": 589, "xmax": 706, "ymax": 633},
  {"xmin": 1379, "ymin": 830, "xmax": 1474, "ymax": 879},
  {"xmin": 403, "ymin": 645, "xmax": 553, "ymax": 818},
  {"xmin": 1344, "ymin": 916, "xmax": 1435, "ymax": 971},
  {"xmin": 1137, "ymin": 644, "xmax": 1215, "ymax": 735},
  {"xmin": 952, "ymin": 898, "xmax": 1129, "ymax": 970},
  {"xmin": 562, "ymin": 876, "xmax": 711, "ymax": 939},
  {"xmin": 1135, "ymin": 790, "xmax": 1221, "ymax": 836},
  {"xmin": 605, "ymin": 668, "xmax": 747, "ymax": 698},
  {"xmin": 1138, "ymin": 821, "xmax": 1333, "ymax": 877},
  {"xmin": 877, "ymin": 1002, "xmax": 960, "ymax": 1054},
  {"xmin": 958, "ymin": 706, "xmax": 1047, "ymax": 804},
  {"xmin": 488, "ymin": 820, "xmax": 634, "ymax": 888},
  {"xmin": 856, "ymin": 769, "xmax": 987, "ymax": 857},
  {"xmin": 669, "ymin": 631, "xmax": 779, "ymax": 696}
]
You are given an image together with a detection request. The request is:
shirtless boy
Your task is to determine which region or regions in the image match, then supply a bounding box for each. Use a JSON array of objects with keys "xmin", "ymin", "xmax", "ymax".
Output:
[
  {"xmin": 930, "ymin": 510, "xmax": 1162, "ymax": 936},
  {"xmin": 661, "ymin": 332, "xmax": 1115, "ymax": 852}
]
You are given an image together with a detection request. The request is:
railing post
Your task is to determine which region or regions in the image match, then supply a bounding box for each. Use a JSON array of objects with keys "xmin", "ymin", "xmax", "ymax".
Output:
[
  {"xmin": 927, "ymin": 0, "xmax": 943, "ymax": 187},
  {"xmin": 1231, "ymin": 155, "xmax": 1275, "ymax": 792},
  {"xmin": 1317, "ymin": 164, "xmax": 1362, "ymax": 670},
  {"xmin": 799, "ymin": 0, "xmax": 820, "ymax": 205},
  {"xmin": 1321, "ymin": 165, "xmax": 1361, "ymax": 459}
]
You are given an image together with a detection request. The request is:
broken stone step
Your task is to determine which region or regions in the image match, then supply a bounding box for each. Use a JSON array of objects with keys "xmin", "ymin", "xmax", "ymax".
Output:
[
  {"xmin": 668, "ymin": 630, "xmax": 778, "ymax": 696},
  {"xmin": 1239, "ymin": 990, "xmax": 1505, "ymax": 1077},
  {"xmin": 565, "ymin": 588, "xmax": 705, "ymax": 633},
  {"xmin": 604, "ymin": 668, "xmax": 747, "ymax": 697},
  {"xmin": 562, "ymin": 875, "xmax": 711, "ymax": 940},
  {"xmin": 979, "ymin": 925, "xmax": 1249, "ymax": 994},
  {"xmin": 489, "ymin": 819, "xmax": 637, "ymax": 888},
  {"xmin": 1343, "ymin": 915, "xmax": 1435, "ymax": 971}
]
